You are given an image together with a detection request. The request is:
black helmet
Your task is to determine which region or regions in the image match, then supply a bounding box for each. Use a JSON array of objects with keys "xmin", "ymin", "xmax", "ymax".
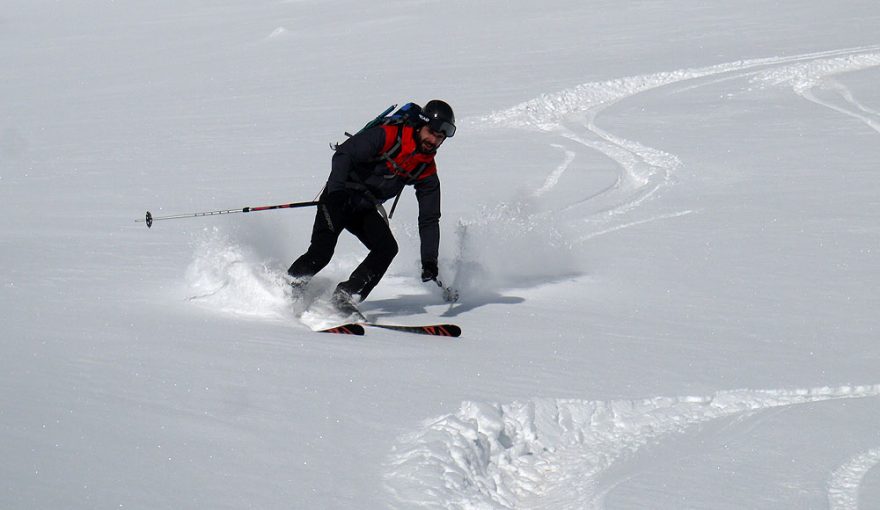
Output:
[{"xmin": 421, "ymin": 100, "xmax": 456, "ymax": 138}]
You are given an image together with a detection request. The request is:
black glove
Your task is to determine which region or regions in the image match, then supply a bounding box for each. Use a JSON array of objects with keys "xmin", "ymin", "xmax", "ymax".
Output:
[{"xmin": 421, "ymin": 259, "xmax": 439, "ymax": 282}]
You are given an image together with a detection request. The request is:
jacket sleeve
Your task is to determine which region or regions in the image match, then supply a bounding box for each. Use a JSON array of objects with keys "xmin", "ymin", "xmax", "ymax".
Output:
[
  {"xmin": 326, "ymin": 127, "xmax": 387, "ymax": 194},
  {"xmin": 415, "ymin": 173, "xmax": 441, "ymax": 263}
]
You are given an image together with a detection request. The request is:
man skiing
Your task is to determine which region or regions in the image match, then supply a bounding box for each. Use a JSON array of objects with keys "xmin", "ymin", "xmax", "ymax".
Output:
[{"xmin": 287, "ymin": 100, "xmax": 456, "ymax": 316}]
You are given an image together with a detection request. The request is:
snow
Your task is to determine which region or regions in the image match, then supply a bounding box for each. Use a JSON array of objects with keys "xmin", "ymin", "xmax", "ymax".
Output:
[
  {"xmin": 3, "ymin": 1, "xmax": 880, "ymax": 509},
  {"xmin": 386, "ymin": 385, "xmax": 880, "ymax": 509}
]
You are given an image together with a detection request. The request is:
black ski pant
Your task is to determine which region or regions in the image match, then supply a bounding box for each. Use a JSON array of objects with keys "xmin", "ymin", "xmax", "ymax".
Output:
[{"xmin": 288, "ymin": 203, "xmax": 398, "ymax": 300}]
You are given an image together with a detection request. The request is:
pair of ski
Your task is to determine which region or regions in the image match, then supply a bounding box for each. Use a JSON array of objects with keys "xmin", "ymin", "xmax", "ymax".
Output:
[{"xmin": 320, "ymin": 322, "xmax": 461, "ymax": 337}]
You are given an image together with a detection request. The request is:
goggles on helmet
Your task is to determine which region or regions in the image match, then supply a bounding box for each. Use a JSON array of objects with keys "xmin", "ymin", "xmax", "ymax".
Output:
[{"xmin": 427, "ymin": 117, "xmax": 456, "ymax": 138}]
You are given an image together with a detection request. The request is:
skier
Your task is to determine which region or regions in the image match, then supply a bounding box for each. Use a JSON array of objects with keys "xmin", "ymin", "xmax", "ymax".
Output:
[{"xmin": 287, "ymin": 100, "xmax": 456, "ymax": 316}]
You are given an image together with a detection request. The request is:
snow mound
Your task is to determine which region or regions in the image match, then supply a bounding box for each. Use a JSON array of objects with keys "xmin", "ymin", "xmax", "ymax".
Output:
[
  {"xmin": 385, "ymin": 385, "xmax": 880, "ymax": 509},
  {"xmin": 184, "ymin": 227, "xmax": 291, "ymax": 319}
]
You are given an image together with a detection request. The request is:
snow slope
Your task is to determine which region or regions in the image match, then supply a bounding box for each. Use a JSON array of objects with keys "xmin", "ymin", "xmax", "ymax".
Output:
[{"xmin": 3, "ymin": 1, "xmax": 880, "ymax": 509}]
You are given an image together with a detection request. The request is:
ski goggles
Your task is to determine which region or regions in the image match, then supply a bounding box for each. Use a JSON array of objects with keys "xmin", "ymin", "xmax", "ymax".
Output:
[{"xmin": 427, "ymin": 118, "xmax": 456, "ymax": 138}]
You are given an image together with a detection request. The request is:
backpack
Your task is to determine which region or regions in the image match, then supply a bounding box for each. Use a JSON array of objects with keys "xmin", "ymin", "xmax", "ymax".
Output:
[
  {"xmin": 345, "ymin": 102, "xmax": 424, "ymax": 138},
  {"xmin": 333, "ymin": 103, "xmax": 424, "ymax": 154}
]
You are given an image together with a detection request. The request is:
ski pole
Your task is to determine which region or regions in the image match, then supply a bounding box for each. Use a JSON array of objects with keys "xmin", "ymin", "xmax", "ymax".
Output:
[
  {"xmin": 434, "ymin": 278, "xmax": 460, "ymax": 303},
  {"xmin": 137, "ymin": 200, "xmax": 320, "ymax": 228}
]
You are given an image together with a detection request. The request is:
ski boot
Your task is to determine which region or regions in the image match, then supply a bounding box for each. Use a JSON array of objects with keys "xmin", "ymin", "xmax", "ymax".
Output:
[
  {"xmin": 288, "ymin": 275, "xmax": 311, "ymax": 303},
  {"xmin": 330, "ymin": 287, "xmax": 366, "ymax": 323}
]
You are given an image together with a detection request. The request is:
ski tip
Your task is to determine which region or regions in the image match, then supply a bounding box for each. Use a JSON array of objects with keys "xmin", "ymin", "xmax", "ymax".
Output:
[{"xmin": 318, "ymin": 323, "xmax": 365, "ymax": 335}]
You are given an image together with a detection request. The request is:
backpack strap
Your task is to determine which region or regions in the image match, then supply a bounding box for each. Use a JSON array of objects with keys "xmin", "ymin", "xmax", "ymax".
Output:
[{"xmin": 377, "ymin": 123, "xmax": 405, "ymax": 162}]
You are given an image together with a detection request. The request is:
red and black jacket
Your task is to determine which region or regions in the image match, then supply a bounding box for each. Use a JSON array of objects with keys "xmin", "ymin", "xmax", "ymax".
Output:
[{"xmin": 326, "ymin": 124, "xmax": 441, "ymax": 263}]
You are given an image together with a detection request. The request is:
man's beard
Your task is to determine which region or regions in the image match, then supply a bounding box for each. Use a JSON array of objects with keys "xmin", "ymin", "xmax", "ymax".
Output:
[{"xmin": 418, "ymin": 137, "xmax": 438, "ymax": 154}]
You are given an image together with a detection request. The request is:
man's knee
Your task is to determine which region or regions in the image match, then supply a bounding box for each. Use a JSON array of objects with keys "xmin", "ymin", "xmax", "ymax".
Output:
[
  {"xmin": 388, "ymin": 237, "xmax": 399, "ymax": 258},
  {"xmin": 377, "ymin": 237, "xmax": 398, "ymax": 263}
]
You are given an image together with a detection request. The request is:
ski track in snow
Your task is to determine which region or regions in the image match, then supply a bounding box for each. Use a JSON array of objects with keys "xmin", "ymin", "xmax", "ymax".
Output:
[
  {"xmin": 390, "ymin": 46, "xmax": 880, "ymax": 509},
  {"xmin": 533, "ymin": 144, "xmax": 576, "ymax": 198},
  {"xmin": 829, "ymin": 448, "xmax": 880, "ymax": 510},
  {"xmin": 471, "ymin": 45, "xmax": 880, "ymax": 244},
  {"xmin": 385, "ymin": 385, "xmax": 880, "ymax": 510}
]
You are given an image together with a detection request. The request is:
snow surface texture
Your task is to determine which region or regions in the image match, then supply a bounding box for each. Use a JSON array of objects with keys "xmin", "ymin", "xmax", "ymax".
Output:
[
  {"xmin": 4, "ymin": 2, "xmax": 880, "ymax": 509},
  {"xmin": 386, "ymin": 385, "xmax": 880, "ymax": 509},
  {"xmin": 385, "ymin": 46, "xmax": 880, "ymax": 509},
  {"xmin": 478, "ymin": 45, "xmax": 880, "ymax": 242}
]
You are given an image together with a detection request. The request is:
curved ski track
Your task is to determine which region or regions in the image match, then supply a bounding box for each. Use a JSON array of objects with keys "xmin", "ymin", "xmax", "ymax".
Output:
[
  {"xmin": 478, "ymin": 45, "xmax": 880, "ymax": 242},
  {"xmin": 387, "ymin": 46, "xmax": 880, "ymax": 509}
]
